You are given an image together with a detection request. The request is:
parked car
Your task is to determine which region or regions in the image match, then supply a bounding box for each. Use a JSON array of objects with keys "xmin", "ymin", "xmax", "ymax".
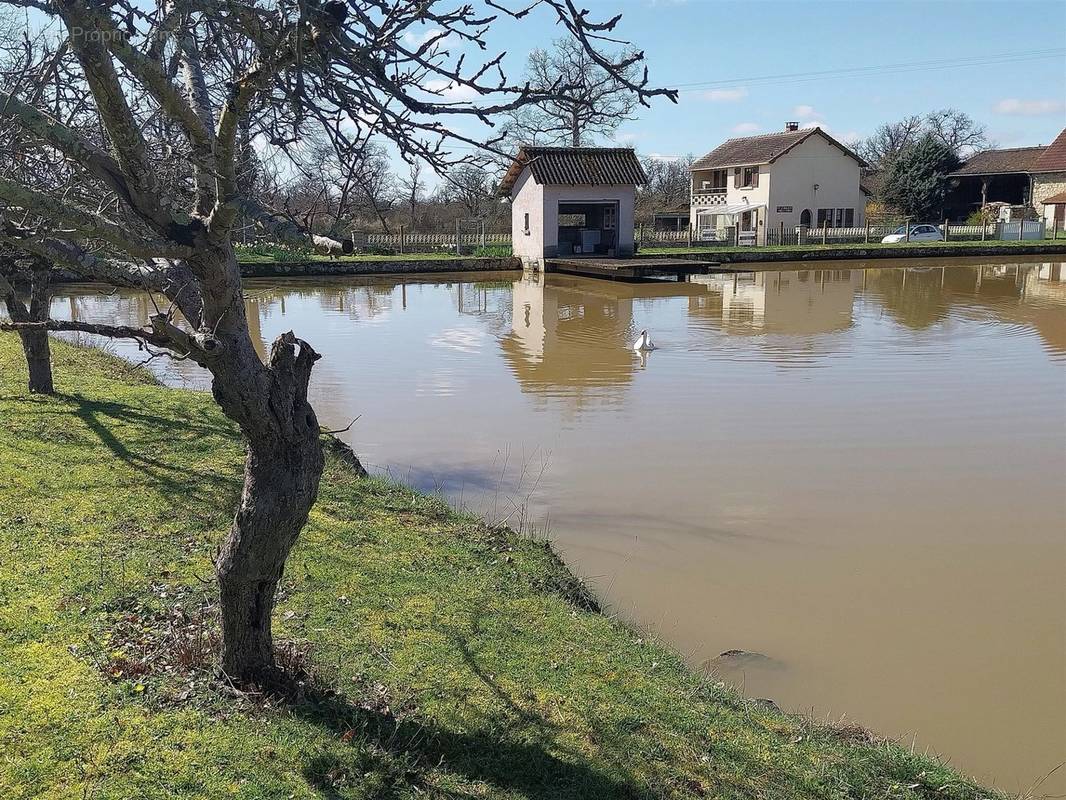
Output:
[{"xmin": 881, "ymin": 224, "xmax": 944, "ymax": 243}]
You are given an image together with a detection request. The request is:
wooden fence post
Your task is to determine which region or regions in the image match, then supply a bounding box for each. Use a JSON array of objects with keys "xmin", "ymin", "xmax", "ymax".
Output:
[
  {"xmin": 778, "ymin": 221, "xmax": 784, "ymax": 246},
  {"xmin": 821, "ymin": 221, "xmax": 827, "ymax": 245},
  {"xmin": 686, "ymin": 223, "xmax": 692, "ymax": 249},
  {"xmin": 864, "ymin": 220, "xmax": 870, "ymax": 244},
  {"xmin": 981, "ymin": 220, "xmax": 987, "ymax": 241},
  {"xmin": 1018, "ymin": 216, "xmax": 1025, "ymax": 241},
  {"xmin": 943, "ymin": 219, "xmax": 949, "ymax": 243},
  {"xmin": 905, "ymin": 219, "xmax": 911, "ymax": 243},
  {"xmin": 455, "ymin": 219, "xmax": 461, "ymax": 256},
  {"xmin": 399, "ymin": 225, "xmax": 405, "ymax": 254},
  {"xmin": 638, "ymin": 223, "xmax": 644, "ymax": 249}
]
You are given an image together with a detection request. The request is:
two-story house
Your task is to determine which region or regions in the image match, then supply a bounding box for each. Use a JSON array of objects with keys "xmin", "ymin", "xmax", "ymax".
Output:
[{"xmin": 690, "ymin": 123, "xmax": 866, "ymax": 244}]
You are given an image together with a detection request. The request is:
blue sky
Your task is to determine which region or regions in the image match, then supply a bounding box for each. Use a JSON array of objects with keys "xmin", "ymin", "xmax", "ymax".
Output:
[{"xmin": 457, "ymin": 0, "xmax": 1066, "ymax": 161}]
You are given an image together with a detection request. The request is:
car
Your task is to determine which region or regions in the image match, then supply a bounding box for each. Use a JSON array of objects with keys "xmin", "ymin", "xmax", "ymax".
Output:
[{"xmin": 881, "ymin": 224, "xmax": 944, "ymax": 243}]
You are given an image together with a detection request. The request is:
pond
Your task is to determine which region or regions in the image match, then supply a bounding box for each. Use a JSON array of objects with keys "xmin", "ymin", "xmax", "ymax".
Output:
[{"xmin": 49, "ymin": 260, "xmax": 1066, "ymax": 794}]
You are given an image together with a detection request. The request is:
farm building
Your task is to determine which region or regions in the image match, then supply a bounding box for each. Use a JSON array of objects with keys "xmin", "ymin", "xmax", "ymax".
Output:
[{"xmin": 499, "ymin": 147, "xmax": 647, "ymax": 267}]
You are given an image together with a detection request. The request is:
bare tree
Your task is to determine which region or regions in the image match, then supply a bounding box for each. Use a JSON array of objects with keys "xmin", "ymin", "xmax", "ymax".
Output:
[
  {"xmin": 0, "ymin": 0, "xmax": 674, "ymax": 681},
  {"xmin": 858, "ymin": 109, "xmax": 989, "ymax": 170},
  {"xmin": 636, "ymin": 154, "xmax": 693, "ymax": 223},
  {"xmin": 501, "ymin": 37, "xmax": 639, "ymax": 148},
  {"xmin": 398, "ymin": 162, "xmax": 426, "ymax": 228},
  {"xmin": 856, "ymin": 116, "xmax": 924, "ymax": 169},
  {"xmin": 438, "ymin": 164, "xmax": 496, "ymax": 219},
  {"xmin": 924, "ymin": 108, "xmax": 989, "ymax": 158}
]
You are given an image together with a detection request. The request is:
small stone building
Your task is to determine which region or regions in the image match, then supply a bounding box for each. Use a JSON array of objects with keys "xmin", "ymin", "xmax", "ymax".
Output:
[
  {"xmin": 1031, "ymin": 128, "xmax": 1066, "ymax": 229},
  {"xmin": 498, "ymin": 147, "xmax": 647, "ymax": 267}
]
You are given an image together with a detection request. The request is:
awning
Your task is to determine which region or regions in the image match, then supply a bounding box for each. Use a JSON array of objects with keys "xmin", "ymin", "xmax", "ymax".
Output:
[{"xmin": 694, "ymin": 202, "xmax": 767, "ymax": 216}]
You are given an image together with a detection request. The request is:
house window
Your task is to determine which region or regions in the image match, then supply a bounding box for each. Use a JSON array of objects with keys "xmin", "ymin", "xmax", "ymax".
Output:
[
  {"xmin": 523, "ymin": 212, "xmax": 530, "ymax": 234},
  {"xmin": 844, "ymin": 208, "xmax": 854, "ymax": 227},
  {"xmin": 742, "ymin": 166, "xmax": 758, "ymax": 188},
  {"xmin": 800, "ymin": 209, "xmax": 812, "ymax": 226},
  {"xmin": 835, "ymin": 208, "xmax": 844, "ymax": 227},
  {"xmin": 817, "ymin": 208, "xmax": 832, "ymax": 227}
]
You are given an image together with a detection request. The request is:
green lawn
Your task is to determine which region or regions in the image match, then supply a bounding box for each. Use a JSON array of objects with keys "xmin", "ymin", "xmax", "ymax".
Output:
[{"xmin": 0, "ymin": 335, "xmax": 999, "ymax": 799}]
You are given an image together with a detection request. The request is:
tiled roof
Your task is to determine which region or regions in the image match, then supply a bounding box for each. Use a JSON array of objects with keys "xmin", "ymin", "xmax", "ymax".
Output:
[
  {"xmin": 1040, "ymin": 190, "xmax": 1066, "ymax": 205},
  {"xmin": 690, "ymin": 127, "xmax": 864, "ymax": 170},
  {"xmin": 950, "ymin": 146, "xmax": 1046, "ymax": 176},
  {"xmin": 497, "ymin": 147, "xmax": 647, "ymax": 195},
  {"xmin": 1032, "ymin": 128, "xmax": 1066, "ymax": 173}
]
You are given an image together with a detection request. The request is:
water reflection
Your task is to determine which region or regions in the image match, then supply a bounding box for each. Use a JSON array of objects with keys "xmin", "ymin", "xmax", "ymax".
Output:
[{"xmin": 40, "ymin": 260, "xmax": 1066, "ymax": 795}]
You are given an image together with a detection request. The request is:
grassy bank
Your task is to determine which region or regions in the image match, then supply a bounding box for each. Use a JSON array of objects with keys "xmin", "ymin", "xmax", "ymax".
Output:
[
  {"xmin": 641, "ymin": 238, "xmax": 1066, "ymax": 258},
  {"xmin": 0, "ymin": 335, "xmax": 998, "ymax": 799}
]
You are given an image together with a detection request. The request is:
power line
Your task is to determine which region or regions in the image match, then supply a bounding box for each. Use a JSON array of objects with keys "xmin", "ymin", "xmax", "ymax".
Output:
[{"xmin": 675, "ymin": 49, "xmax": 1066, "ymax": 93}]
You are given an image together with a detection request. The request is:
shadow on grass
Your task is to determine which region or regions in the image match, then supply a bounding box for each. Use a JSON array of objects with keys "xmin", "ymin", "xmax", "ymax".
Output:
[
  {"xmin": 294, "ymin": 688, "xmax": 648, "ymax": 800},
  {"xmin": 3, "ymin": 393, "xmax": 241, "ymax": 503}
]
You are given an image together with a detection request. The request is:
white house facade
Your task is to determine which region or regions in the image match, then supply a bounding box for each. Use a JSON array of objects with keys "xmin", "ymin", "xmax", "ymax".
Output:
[
  {"xmin": 690, "ymin": 124, "xmax": 866, "ymax": 245},
  {"xmin": 499, "ymin": 147, "xmax": 646, "ymax": 267}
]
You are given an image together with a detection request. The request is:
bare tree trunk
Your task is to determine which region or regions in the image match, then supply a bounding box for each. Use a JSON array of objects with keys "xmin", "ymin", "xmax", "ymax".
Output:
[
  {"xmin": 571, "ymin": 109, "xmax": 580, "ymax": 147},
  {"xmin": 191, "ymin": 257, "xmax": 327, "ymax": 680},
  {"xmin": 2, "ymin": 268, "xmax": 54, "ymax": 394},
  {"xmin": 217, "ymin": 432, "xmax": 323, "ymax": 678}
]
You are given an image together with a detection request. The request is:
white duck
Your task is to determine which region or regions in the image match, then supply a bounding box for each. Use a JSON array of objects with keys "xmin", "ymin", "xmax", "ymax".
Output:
[{"xmin": 632, "ymin": 329, "xmax": 656, "ymax": 352}]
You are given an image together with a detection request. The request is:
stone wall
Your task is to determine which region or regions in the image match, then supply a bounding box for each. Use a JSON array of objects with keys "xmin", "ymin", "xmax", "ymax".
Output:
[
  {"xmin": 1032, "ymin": 172, "xmax": 1066, "ymax": 206},
  {"xmin": 238, "ymin": 256, "xmax": 521, "ymax": 278}
]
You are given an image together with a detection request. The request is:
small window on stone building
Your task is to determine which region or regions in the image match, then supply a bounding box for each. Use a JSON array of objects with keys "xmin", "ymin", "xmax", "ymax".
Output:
[{"xmin": 523, "ymin": 213, "xmax": 530, "ymax": 234}]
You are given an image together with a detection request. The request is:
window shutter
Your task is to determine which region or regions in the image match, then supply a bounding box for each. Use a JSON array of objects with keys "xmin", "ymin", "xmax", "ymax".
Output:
[
  {"xmin": 733, "ymin": 168, "xmax": 741, "ymax": 189},
  {"xmin": 752, "ymin": 169, "xmax": 759, "ymax": 188}
]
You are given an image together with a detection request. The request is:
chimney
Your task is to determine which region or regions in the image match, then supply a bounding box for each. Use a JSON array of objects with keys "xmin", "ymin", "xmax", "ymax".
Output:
[{"xmin": 785, "ymin": 121, "xmax": 799, "ymax": 132}]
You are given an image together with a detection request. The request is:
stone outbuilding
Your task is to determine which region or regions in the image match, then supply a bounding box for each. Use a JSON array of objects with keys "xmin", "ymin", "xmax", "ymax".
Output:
[
  {"xmin": 1031, "ymin": 128, "xmax": 1066, "ymax": 230},
  {"xmin": 498, "ymin": 147, "xmax": 646, "ymax": 267}
]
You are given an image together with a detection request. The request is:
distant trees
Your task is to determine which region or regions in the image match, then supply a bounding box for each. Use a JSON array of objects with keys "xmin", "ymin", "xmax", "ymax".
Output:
[
  {"xmin": 636, "ymin": 155, "xmax": 694, "ymax": 223},
  {"xmin": 858, "ymin": 108, "xmax": 988, "ymax": 168},
  {"xmin": 501, "ymin": 37, "xmax": 640, "ymax": 148},
  {"xmin": 881, "ymin": 134, "xmax": 961, "ymax": 220}
]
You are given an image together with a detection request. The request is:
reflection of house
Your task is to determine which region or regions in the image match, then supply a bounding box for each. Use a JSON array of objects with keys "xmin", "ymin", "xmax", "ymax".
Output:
[
  {"xmin": 1032, "ymin": 129, "xmax": 1066, "ymax": 229},
  {"xmin": 499, "ymin": 147, "xmax": 647, "ymax": 267},
  {"xmin": 690, "ymin": 123, "xmax": 866, "ymax": 245},
  {"xmin": 502, "ymin": 274, "xmax": 641, "ymax": 403},
  {"xmin": 690, "ymin": 270, "xmax": 856, "ymax": 333}
]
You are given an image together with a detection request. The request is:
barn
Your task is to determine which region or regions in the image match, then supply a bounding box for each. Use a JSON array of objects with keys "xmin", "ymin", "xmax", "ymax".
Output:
[{"xmin": 498, "ymin": 147, "xmax": 647, "ymax": 267}]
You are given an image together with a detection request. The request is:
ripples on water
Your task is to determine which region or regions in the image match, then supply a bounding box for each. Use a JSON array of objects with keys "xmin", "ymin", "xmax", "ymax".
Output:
[{"xmin": 38, "ymin": 261, "xmax": 1066, "ymax": 795}]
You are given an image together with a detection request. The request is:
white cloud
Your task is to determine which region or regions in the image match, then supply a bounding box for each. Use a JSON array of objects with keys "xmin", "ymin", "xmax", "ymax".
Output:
[
  {"xmin": 403, "ymin": 28, "xmax": 446, "ymax": 49},
  {"xmin": 647, "ymin": 153, "xmax": 681, "ymax": 162},
  {"xmin": 732, "ymin": 122, "xmax": 760, "ymax": 134},
  {"xmin": 703, "ymin": 87, "xmax": 748, "ymax": 102},
  {"xmin": 424, "ymin": 79, "xmax": 480, "ymax": 102},
  {"xmin": 840, "ymin": 131, "xmax": 862, "ymax": 146},
  {"xmin": 800, "ymin": 121, "xmax": 824, "ymax": 130},
  {"xmin": 992, "ymin": 98, "xmax": 1065, "ymax": 116},
  {"xmin": 792, "ymin": 104, "xmax": 820, "ymax": 120}
]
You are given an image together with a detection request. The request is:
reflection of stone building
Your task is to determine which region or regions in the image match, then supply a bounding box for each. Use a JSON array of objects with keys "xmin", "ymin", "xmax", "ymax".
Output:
[
  {"xmin": 501, "ymin": 273, "xmax": 639, "ymax": 402},
  {"xmin": 690, "ymin": 270, "xmax": 857, "ymax": 333}
]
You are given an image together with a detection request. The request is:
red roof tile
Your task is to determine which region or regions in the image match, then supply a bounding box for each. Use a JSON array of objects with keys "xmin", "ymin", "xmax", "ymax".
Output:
[{"xmin": 1032, "ymin": 128, "xmax": 1066, "ymax": 173}]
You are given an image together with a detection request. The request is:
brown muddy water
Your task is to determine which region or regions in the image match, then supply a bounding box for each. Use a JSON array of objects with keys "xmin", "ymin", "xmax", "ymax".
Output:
[{"xmin": 46, "ymin": 260, "xmax": 1066, "ymax": 795}]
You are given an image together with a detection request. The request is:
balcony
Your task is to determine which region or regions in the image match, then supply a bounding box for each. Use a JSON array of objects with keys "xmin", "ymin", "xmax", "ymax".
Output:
[{"xmin": 692, "ymin": 188, "xmax": 727, "ymax": 206}]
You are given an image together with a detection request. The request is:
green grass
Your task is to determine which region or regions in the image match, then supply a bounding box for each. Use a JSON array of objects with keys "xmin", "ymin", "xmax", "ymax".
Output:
[
  {"xmin": 0, "ymin": 335, "xmax": 1001, "ymax": 799},
  {"xmin": 642, "ymin": 239, "xmax": 1066, "ymax": 257}
]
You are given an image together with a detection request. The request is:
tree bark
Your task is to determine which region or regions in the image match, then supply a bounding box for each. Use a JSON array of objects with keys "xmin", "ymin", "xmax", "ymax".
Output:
[
  {"xmin": 217, "ymin": 432, "xmax": 323, "ymax": 678},
  {"xmin": 2, "ymin": 268, "xmax": 54, "ymax": 394},
  {"xmin": 191, "ymin": 254, "xmax": 327, "ymax": 680}
]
